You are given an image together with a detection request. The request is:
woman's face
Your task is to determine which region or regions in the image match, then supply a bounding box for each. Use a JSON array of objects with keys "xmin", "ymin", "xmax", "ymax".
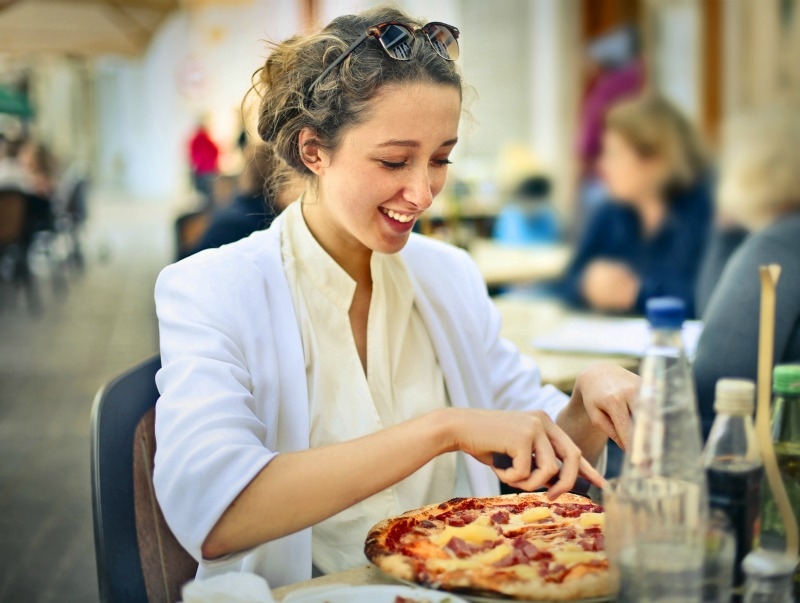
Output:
[
  {"xmin": 303, "ymin": 82, "xmax": 461, "ymax": 256},
  {"xmin": 598, "ymin": 130, "xmax": 665, "ymax": 204}
]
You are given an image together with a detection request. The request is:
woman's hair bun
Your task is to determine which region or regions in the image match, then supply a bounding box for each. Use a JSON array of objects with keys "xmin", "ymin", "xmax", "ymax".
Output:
[{"xmin": 248, "ymin": 5, "xmax": 462, "ymax": 177}]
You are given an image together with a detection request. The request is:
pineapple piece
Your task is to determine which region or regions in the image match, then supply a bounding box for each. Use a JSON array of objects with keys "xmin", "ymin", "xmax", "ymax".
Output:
[{"xmin": 520, "ymin": 507, "xmax": 552, "ymax": 523}]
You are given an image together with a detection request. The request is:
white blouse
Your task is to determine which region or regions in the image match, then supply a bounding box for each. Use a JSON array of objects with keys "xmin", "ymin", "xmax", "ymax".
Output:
[{"xmin": 280, "ymin": 201, "xmax": 460, "ymax": 574}]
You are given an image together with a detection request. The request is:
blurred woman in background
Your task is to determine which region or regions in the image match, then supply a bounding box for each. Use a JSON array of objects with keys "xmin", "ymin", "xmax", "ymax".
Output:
[
  {"xmin": 694, "ymin": 106, "xmax": 800, "ymax": 436},
  {"xmin": 560, "ymin": 94, "xmax": 712, "ymax": 317}
]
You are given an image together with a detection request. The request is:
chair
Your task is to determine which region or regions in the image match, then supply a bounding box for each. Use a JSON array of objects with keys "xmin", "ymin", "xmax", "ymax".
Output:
[
  {"xmin": 174, "ymin": 210, "xmax": 211, "ymax": 261},
  {"xmin": 60, "ymin": 176, "xmax": 89, "ymax": 270},
  {"xmin": 0, "ymin": 189, "xmax": 36, "ymax": 310},
  {"xmin": 90, "ymin": 355, "xmax": 198, "ymax": 603}
]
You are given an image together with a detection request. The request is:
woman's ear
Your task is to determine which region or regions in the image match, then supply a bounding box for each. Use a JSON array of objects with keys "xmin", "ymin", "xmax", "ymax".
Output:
[{"xmin": 298, "ymin": 128, "xmax": 328, "ymax": 175}]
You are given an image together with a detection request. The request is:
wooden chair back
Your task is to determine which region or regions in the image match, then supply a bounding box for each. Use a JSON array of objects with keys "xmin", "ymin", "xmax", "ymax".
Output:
[{"xmin": 0, "ymin": 190, "xmax": 27, "ymax": 246}]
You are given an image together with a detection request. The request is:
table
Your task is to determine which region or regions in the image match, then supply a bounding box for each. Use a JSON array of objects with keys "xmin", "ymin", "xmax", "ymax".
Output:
[
  {"xmin": 494, "ymin": 298, "xmax": 639, "ymax": 391},
  {"xmin": 469, "ymin": 240, "xmax": 572, "ymax": 288}
]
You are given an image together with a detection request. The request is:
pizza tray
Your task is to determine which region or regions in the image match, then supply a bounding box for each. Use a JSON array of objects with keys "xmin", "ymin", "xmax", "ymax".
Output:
[{"xmin": 383, "ymin": 572, "xmax": 613, "ymax": 603}]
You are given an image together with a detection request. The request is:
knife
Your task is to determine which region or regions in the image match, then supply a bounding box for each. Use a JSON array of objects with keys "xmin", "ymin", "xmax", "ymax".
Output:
[{"xmin": 492, "ymin": 452, "xmax": 594, "ymax": 497}]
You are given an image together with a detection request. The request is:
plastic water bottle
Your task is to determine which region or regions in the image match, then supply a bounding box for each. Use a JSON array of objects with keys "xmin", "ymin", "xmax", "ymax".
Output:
[{"xmin": 617, "ymin": 297, "xmax": 709, "ymax": 603}]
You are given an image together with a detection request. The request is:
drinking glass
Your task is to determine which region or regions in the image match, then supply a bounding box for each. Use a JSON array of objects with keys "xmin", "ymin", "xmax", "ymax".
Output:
[
  {"xmin": 703, "ymin": 510, "xmax": 736, "ymax": 602},
  {"xmin": 603, "ymin": 476, "xmax": 705, "ymax": 603}
]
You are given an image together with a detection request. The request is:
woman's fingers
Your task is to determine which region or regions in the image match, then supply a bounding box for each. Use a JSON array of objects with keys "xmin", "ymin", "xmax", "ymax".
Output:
[
  {"xmin": 578, "ymin": 456, "xmax": 605, "ymax": 488},
  {"xmin": 537, "ymin": 425, "xmax": 582, "ymax": 498},
  {"xmin": 463, "ymin": 409, "xmax": 604, "ymax": 495},
  {"xmin": 492, "ymin": 445, "xmax": 533, "ymax": 484},
  {"xmin": 506, "ymin": 431, "xmax": 559, "ymax": 492},
  {"xmin": 505, "ymin": 413, "xmax": 592, "ymax": 496},
  {"xmin": 579, "ymin": 364, "xmax": 637, "ymax": 451},
  {"xmin": 587, "ymin": 405, "xmax": 627, "ymax": 450}
]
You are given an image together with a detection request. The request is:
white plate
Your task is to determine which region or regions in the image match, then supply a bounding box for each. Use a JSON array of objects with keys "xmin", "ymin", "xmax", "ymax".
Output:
[
  {"xmin": 282, "ymin": 584, "xmax": 471, "ymax": 603},
  {"xmin": 389, "ymin": 576, "xmax": 612, "ymax": 603}
]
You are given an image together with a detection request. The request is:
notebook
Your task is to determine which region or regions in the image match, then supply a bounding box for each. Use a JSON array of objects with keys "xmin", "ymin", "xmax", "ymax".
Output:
[{"xmin": 532, "ymin": 317, "xmax": 704, "ymax": 359}]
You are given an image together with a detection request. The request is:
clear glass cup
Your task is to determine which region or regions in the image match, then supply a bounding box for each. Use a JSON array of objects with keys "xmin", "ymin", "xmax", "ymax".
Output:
[
  {"xmin": 604, "ymin": 476, "xmax": 706, "ymax": 603},
  {"xmin": 703, "ymin": 510, "xmax": 736, "ymax": 602}
]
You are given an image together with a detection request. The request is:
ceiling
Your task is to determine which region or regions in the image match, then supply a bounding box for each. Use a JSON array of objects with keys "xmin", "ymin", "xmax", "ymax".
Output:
[{"xmin": 0, "ymin": 0, "xmax": 184, "ymax": 56}]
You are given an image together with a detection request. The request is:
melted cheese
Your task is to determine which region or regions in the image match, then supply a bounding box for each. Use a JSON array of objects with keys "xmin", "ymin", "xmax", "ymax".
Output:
[
  {"xmin": 552, "ymin": 550, "xmax": 606, "ymax": 567},
  {"xmin": 430, "ymin": 523, "xmax": 500, "ymax": 547},
  {"xmin": 426, "ymin": 544, "xmax": 513, "ymax": 571}
]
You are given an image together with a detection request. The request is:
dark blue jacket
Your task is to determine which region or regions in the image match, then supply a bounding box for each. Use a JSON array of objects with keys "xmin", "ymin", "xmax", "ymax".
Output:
[
  {"xmin": 190, "ymin": 193, "xmax": 276, "ymax": 255},
  {"xmin": 560, "ymin": 181, "xmax": 713, "ymax": 318}
]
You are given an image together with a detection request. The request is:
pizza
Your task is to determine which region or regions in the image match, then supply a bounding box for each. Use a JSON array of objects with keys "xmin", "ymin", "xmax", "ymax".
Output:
[{"xmin": 364, "ymin": 493, "xmax": 611, "ymax": 601}]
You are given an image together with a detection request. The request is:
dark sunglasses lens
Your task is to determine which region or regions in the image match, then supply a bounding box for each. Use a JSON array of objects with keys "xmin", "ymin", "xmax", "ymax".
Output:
[
  {"xmin": 424, "ymin": 24, "xmax": 459, "ymax": 60},
  {"xmin": 378, "ymin": 24, "xmax": 414, "ymax": 60}
]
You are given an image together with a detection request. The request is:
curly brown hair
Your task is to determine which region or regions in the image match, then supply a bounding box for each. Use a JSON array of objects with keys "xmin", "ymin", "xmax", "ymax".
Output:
[{"xmin": 249, "ymin": 6, "xmax": 463, "ymax": 179}]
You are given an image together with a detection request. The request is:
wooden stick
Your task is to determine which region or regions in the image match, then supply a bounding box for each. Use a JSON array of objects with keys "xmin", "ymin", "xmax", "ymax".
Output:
[{"xmin": 756, "ymin": 264, "xmax": 799, "ymax": 559}]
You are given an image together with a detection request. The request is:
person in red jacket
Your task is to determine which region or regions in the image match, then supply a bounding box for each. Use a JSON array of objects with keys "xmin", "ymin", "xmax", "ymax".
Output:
[{"xmin": 188, "ymin": 119, "xmax": 219, "ymax": 207}]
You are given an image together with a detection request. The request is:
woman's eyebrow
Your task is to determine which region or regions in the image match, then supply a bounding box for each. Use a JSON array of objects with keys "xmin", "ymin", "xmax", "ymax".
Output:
[{"xmin": 376, "ymin": 137, "xmax": 459, "ymax": 149}]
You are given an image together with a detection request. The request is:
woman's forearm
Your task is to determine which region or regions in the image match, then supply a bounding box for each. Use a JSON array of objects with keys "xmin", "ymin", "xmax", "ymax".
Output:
[{"xmin": 201, "ymin": 408, "xmax": 456, "ymax": 560}]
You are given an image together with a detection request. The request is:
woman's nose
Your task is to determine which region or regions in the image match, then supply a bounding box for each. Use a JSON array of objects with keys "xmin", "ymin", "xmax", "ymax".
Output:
[{"xmin": 403, "ymin": 167, "xmax": 434, "ymax": 209}]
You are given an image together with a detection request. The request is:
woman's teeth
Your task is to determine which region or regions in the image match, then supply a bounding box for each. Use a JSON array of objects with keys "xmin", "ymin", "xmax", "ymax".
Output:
[{"xmin": 380, "ymin": 207, "xmax": 414, "ymax": 223}]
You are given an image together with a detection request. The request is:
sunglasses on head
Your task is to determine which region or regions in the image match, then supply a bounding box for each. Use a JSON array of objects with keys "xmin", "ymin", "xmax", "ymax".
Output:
[{"xmin": 305, "ymin": 21, "xmax": 460, "ymax": 102}]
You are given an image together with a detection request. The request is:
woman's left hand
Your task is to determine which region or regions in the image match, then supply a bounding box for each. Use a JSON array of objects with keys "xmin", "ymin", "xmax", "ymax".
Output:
[{"xmin": 557, "ymin": 363, "xmax": 639, "ymax": 463}]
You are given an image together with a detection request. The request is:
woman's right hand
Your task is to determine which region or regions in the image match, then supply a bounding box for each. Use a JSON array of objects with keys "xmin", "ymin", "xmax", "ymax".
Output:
[{"xmin": 440, "ymin": 408, "xmax": 605, "ymax": 499}]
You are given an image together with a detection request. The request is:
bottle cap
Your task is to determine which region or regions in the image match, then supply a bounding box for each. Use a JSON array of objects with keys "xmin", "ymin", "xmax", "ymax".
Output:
[
  {"xmin": 773, "ymin": 364, "xmax": 800, "ymax": 394},
  {"xmin": 646, "ymin": 297, "xmax": 685, "ymax": 329},
  {"xmin": 742, "ymin": 548, "xmax": 797, "ymax": 578},
  {"xmin": 714, "ymin": 379, "xmax": 755, "ymax": 415}
]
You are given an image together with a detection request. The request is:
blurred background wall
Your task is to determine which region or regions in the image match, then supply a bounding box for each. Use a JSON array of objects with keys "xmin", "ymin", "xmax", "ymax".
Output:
[{"xmin": 3, "ymin": 0, "xmax": 796, "ymax": 221}]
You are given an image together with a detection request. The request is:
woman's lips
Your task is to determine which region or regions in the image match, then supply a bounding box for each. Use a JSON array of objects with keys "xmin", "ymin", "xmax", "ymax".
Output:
[{"xmin": 379, "ymin": 206, "xmax": 416, "ymax": 233}]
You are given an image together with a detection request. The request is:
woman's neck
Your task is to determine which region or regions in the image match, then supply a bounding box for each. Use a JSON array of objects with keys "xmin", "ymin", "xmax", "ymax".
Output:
[
  {"xmin": 301, "ymin": 200, "xmax": 373, "ymax": 286},
  {"xmin": 635, "ymin": 192, "xmax": 667, "ymax": 237}
]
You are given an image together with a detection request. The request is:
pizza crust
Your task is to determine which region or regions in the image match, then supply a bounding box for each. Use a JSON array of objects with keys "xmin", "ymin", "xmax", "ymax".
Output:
[{"xmin": 364, "ymin": 493, "xmax": 613, "ymax": 601}]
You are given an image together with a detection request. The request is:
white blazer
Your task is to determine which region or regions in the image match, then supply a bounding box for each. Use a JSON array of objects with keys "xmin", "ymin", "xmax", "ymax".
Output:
[{"xmin": 153, "ymin": 210, "xmax": 568, "ymax": 587}]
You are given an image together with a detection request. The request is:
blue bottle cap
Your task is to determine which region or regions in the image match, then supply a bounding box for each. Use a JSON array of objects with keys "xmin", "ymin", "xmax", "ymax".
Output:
[{"xmin": 646, "ymin": 297, "xmax": 685, "ymax": 329}]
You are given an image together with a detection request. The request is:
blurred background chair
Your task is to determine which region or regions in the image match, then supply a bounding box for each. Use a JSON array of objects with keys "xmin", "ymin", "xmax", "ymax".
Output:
[
  {"xmin": 90, "ymin": 355, "xmax": 197, "ymax": 603},
  {"xmin": 174, "ymin": 210, "xmax": 211, "ymax": 261},
  {"xmin": 58, "ymin": 175, "xmax": 89, "ymax": 271},
  {"xmin": 0, "ymin": 188, "xmax": 40, "ymax": 311}
]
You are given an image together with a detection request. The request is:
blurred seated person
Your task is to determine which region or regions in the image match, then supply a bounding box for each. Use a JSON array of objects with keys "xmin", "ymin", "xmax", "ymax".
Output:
[
  {"xmin": 694, "ymin": 106, "xmax": 800, "ymax": 437},
  {"xmin": 694, "ymin": 219, "xmax": 748, "ymax": 318},
  {"xmin": 188, "ymin": 143, "xmax": 297, "ymax": 256},
  {"xmin": 575, "ymin": 25, "xmax": 645, "ymax": 219},
  {"xmin": 18, "ymin": 140, "xmax": 59, "ymax": 198},
  {"xmin": 492, "ymin": 175, "xmax": 560, "ymax": 245},
  {"xmin": 559, "ymin": 94, "xmax": 712, "ymax": 317}
]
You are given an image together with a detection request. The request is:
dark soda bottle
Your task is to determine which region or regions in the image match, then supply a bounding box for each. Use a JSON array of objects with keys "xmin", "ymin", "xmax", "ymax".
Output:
[{"xmin": 703, "ymin": 378, "xmax": 763, "ymax": 594}]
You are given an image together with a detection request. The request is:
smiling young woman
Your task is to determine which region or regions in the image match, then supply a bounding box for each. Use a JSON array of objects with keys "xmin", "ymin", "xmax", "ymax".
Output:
[{"xmin": 152, "ymin": 5, "xmax": 638, "ymax": 588}]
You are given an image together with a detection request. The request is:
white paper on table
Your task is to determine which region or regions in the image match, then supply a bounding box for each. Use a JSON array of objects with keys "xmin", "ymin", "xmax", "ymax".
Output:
[{"xmin": 532, "ymin": 317, "xmax": 704, "ymax": 359}]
